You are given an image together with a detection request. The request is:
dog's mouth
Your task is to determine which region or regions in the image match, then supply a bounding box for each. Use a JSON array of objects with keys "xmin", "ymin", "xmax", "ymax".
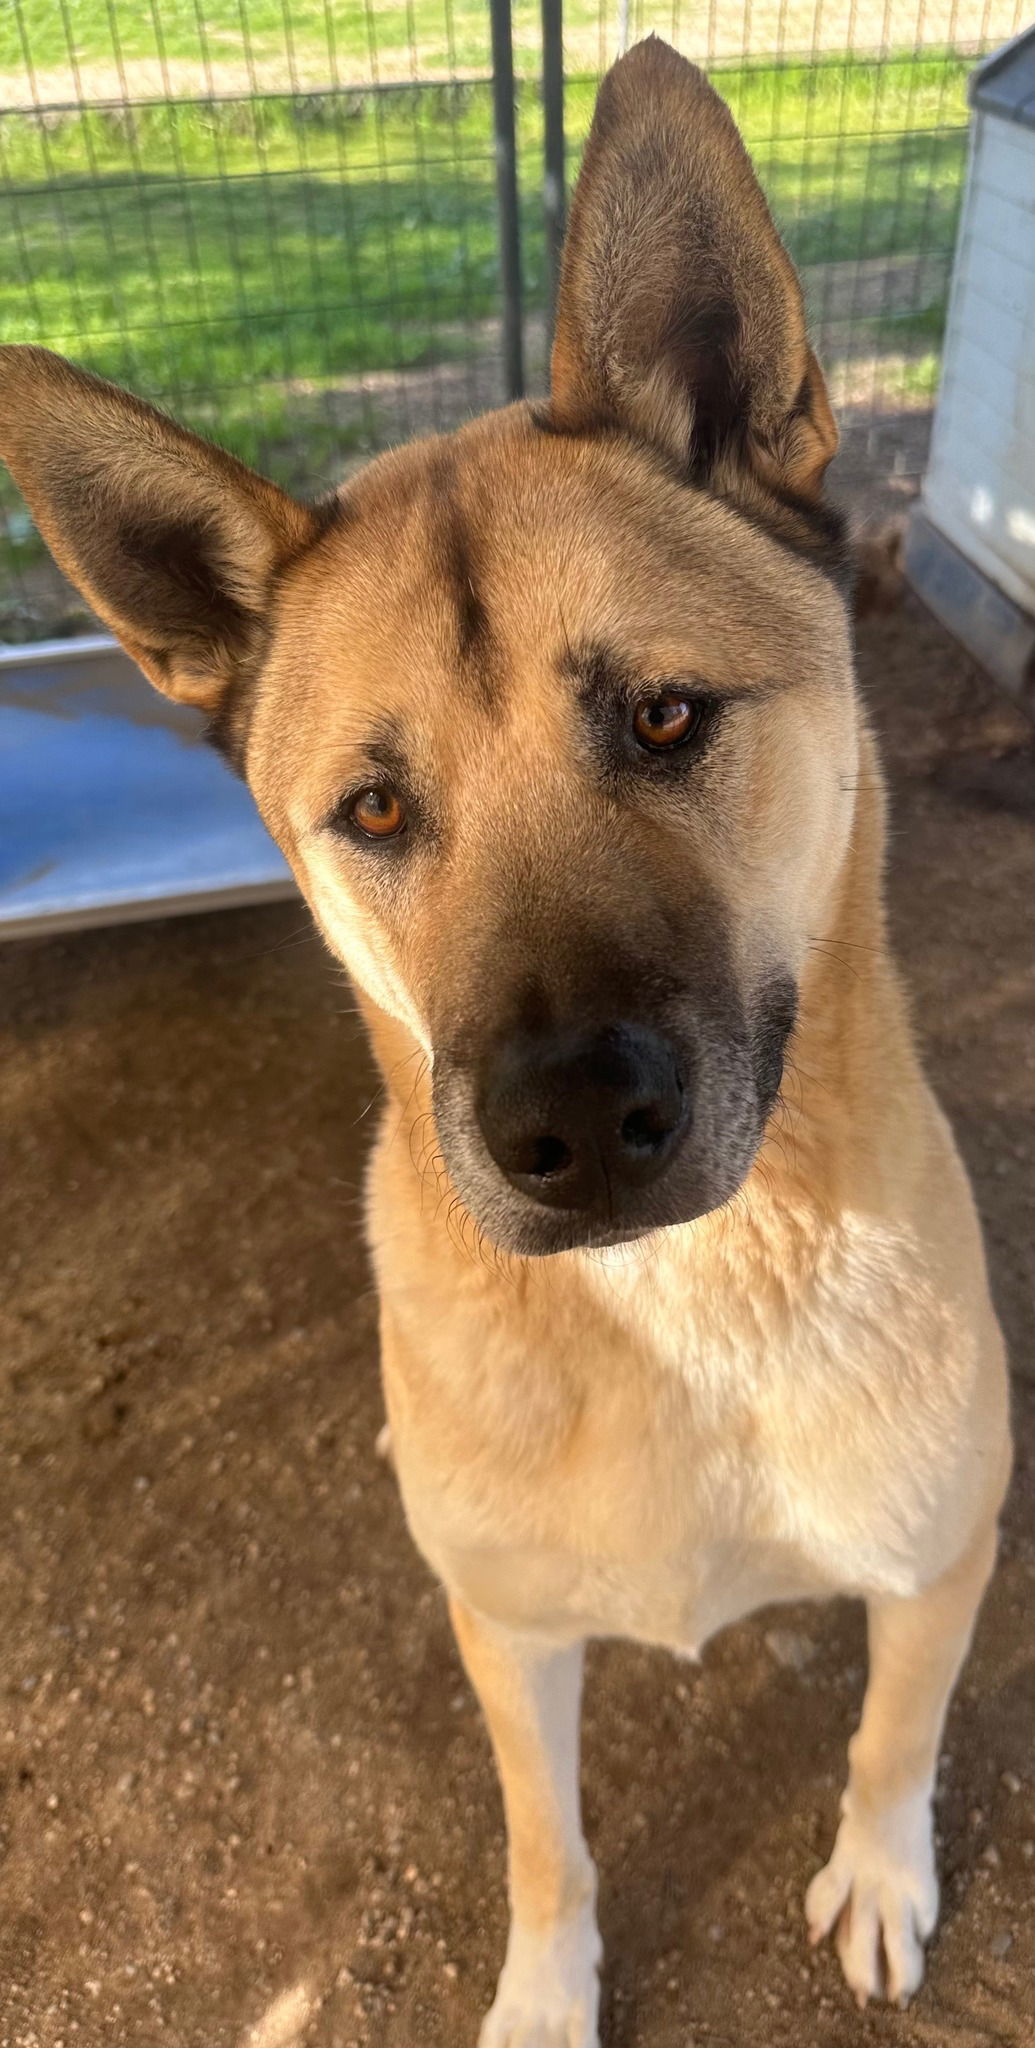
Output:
[
  {"xmin": 429, "ymin": 980, "xmax": 796, "ymax": 1258},
  {"xmin": 430, "ymin": 1099, "xmax": 761, "ymax": 1259}
]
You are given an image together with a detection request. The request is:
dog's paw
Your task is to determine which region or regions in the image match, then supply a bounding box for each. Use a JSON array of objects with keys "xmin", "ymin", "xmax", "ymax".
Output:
[
  {"xmin": 479, "ymin": 1987, "xmax": 598, "ymax": 2048},
  {"xmin": 479, "ymin": 1910, "xmax": 601, "ymax": 2048},
  {"xmin": 805, "ymin": 1784, "xmax": 939, "ymax": 2008}
]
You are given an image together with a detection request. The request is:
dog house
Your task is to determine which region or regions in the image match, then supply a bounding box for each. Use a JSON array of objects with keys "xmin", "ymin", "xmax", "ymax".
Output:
[{"xmin": 905, "ymin": 27, "xmax": 1035, "ymax": 704}]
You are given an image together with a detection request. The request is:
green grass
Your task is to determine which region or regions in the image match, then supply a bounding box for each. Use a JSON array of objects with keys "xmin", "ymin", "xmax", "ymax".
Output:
[
  {"xmin": 0, "ymin": 50, "xmax": 971, "ymax": 572},
  {"xmin": 0, "ymin": 0, "xmax": 498, "ymax": 81},
  {"xmin": 0, "ymin": 0, "xmax": 1016, "ymax": 84}
]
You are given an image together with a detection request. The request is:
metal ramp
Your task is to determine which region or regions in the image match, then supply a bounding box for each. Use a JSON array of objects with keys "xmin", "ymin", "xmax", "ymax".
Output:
[{"xmin": 0, "ymin": 636, "xmax": 295, "ymax": 938}]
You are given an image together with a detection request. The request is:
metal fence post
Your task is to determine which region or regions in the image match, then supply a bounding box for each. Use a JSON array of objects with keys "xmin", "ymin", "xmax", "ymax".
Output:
[
  {"xmin": 489, "ymin": 0, "xmax": 524, "ymax": 401},
  {"xmin": 541, "ymin": 0, "xmax": 566, "ymax": 358}
]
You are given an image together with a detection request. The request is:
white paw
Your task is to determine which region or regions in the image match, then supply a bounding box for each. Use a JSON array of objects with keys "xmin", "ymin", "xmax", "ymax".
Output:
[
  {"xmin": 375, "ymin": 1421, "xmax": 393, "ymax": 1465},
  {"xmin": 479, "ymin": 1909, "xmax": 601, "ymax": 2048},
  {"xmin": 806, "ymin": 1784, "xmax": 939, "ymax": 2008}
]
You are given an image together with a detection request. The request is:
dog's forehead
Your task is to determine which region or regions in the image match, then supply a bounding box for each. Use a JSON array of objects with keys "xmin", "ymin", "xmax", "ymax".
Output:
[
  {"xmin": 268, "ymin": 407, "xmax": 845, "ymax": 771},
  {"xmin": 287, "ymin": 414, "xmax": 683, "ymax": 657}
]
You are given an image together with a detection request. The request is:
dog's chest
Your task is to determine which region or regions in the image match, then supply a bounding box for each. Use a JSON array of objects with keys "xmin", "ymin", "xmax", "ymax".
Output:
[
  {"xmin": 408, "ymin": 1419, "xmax": 865, "ymax": 1657},
  {"xmin": 394, "ymin": 1220, "xmax": 958, "ymax": 1649},
  {"xmin": 427, "ymin": 1512, "xmax": 839, "ymax": 1656},
  {"xmin": 410, "ymin": 1390, "xmax": 905, "ymax": 1653}
]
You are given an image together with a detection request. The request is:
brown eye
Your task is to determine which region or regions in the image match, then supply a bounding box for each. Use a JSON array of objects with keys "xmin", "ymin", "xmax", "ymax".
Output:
[
  {"xmin": 632, "ymin": 688, "xmax": 703, "ymax": 751},
  {"xmin": 347, "ymin": 784, "xmax": 407, "ymax": 839}
]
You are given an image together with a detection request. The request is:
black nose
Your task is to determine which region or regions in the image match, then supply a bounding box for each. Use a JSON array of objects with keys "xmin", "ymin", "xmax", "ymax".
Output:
[{"xmin": 475, "ymin": 1024, "xmax": 690, "ymax": 1214}]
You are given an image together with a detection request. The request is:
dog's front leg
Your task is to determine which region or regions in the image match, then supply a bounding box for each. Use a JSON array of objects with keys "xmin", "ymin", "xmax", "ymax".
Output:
[
  {"xmin": 450, "ymin": 1597, "xmax": 601, "ymax": 2048},
  {"xmin": 806, "ymin": 1523, "xmax": 998, "ymax": 2007}
]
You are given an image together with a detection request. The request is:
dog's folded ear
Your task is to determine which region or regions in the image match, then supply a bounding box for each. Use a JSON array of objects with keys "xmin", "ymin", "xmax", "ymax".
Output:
[
  {"xmin": 0, "ymin": 345, "xmax": 320, "ymax": 714},
  {"xmin": 549, "ymin": 36, "xmax": 837, "ymax": 502}
]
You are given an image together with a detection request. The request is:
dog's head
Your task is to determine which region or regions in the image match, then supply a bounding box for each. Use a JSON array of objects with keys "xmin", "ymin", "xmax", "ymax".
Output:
[{"xmin": 0, "ymin": 39, "xmax": 859, "ymax": 1256}]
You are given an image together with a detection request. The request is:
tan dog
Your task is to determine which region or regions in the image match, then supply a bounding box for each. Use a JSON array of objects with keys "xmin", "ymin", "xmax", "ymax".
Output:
[{"xmin": 0, "ymin": 39, "xmax": 1011, "ymax": 2042}]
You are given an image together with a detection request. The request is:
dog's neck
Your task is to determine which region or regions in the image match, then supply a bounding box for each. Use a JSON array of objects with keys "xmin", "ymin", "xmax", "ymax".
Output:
[{"xmin": 738, "ymin": 717, "xmax": 922, "ymax": 1233}]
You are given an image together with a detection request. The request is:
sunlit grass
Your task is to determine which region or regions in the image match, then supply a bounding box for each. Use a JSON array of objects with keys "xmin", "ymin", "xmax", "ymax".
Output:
[
  {"xmin": 0, "ymin": 50, "xmax": 970, "ymax": 598},
  {"xmin": 0, "ymin": 0, "xmax": 1018, "ymax": 84}
]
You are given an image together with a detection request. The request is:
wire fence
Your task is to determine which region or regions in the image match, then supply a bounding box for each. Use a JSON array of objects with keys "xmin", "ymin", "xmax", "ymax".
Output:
[{"xmin": 0, "ymin": 0, "xmax": 1026, "ymax": 642}]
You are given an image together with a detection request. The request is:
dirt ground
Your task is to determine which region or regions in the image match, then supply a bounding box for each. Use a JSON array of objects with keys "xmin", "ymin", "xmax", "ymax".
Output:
[{"xmin": 2, "ymin": 592, "xmax": 1034, "ymax": 2048}]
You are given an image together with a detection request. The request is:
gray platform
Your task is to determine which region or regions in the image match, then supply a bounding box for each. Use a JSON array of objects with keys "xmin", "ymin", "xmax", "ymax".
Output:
[
  {"xmin": 904, "ymin": 511, "xmax": 1035, "ymax": 709},
  {"xmin": 0, "ymin": 636, "xmax": 295, "ymax": 938}
]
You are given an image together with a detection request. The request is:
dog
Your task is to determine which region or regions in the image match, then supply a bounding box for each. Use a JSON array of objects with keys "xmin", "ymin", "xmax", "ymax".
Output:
[{"xmin": 0, "ymin": 38, "xmax": 1011, "ymax": 2042}]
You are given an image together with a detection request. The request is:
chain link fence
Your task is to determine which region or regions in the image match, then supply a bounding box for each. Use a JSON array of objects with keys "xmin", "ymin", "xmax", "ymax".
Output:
[{"xmin": 0, "ymin": 0, "xmax": 1025, "ymax": 640}]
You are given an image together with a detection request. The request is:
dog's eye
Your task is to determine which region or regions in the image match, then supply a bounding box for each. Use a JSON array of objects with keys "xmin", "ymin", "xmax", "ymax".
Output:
[
  {"xmin": 346, "ymin": 784, "xmax": 407, "ymax": 840},
  {"xmin": 632, "ymin": 689, "xmax": 704, "ymax": 751}
]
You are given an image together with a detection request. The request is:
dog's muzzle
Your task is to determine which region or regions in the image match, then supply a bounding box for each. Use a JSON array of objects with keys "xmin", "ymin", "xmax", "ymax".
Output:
[
  {"xmin": 432, "ymin": 971, "xmax": 795, "ymax": 1256},
  {"xmin": 474, "ymin": 1021, "xmax": 690, "ymax": 1217}
]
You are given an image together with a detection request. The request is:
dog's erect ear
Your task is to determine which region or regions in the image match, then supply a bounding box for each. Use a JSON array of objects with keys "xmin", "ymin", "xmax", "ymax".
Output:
[
  {"xmin": 549, "ymin": 37, "xmax": 837, "ymax": 500},
  {"xmin": 0, "ymin": 345, "xmax": 321, "ymax": 713}
]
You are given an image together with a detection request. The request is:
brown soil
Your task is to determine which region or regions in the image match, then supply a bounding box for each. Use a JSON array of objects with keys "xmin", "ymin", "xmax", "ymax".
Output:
[{"xmin": 1, "ymin": 594, "xmax": 1033, "ymax": 2048}]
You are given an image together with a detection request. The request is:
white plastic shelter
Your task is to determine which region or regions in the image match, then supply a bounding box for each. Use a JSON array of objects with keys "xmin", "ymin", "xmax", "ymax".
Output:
[{"xmin": 906, "ymin": 26, "xmax": 1035, "ymax": 701}]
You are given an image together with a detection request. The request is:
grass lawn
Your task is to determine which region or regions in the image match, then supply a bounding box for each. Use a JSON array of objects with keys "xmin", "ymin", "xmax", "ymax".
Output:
[
  {"xmin": 0, "ymin": 45, "xmax": 975, "ymax": 621},
  {"xmin": 0, "ymin": 0, "xmax": 1022, "ymax": 90}
]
